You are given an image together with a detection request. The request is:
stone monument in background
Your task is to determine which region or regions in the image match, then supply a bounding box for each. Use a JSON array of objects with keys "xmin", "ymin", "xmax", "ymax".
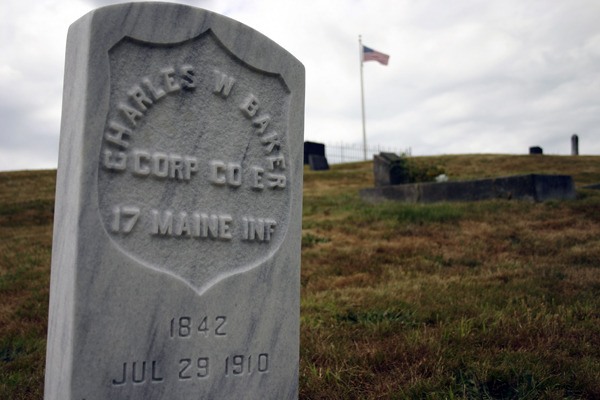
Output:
[
  {"xmin": 529, "ymin": 146, "xmax": 543, "ymax": 155},
  {"xmin": 45, "ymin": 3, "xmax": 304, "ymax": 399},
  {"xmin": 373, "ymin": 152, "xmax": 410, "ymax": 186},
  {"xmin": 303, "ymin": 141, "xmax": 329, "ymax": 171},
  {"xmin": 571, "ymin": 134, "xmax": 579, "ymax": 156}
]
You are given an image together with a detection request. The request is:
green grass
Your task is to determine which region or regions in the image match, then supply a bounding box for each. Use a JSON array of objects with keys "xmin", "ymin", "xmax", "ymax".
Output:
[
  {"xmin": 3, "ymin": 156, "xmax": 600, "ymax": 398},
  {"xmin": 0, "ymin": 171, "xmax": 53, "ymax": 399},
  {"xmin": 300, "ymin": 155, "xmax": 600, "ymax": 399}
]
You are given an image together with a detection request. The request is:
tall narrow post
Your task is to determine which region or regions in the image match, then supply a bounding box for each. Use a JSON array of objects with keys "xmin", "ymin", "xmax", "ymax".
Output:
[
  {"xmin": 359, "ymin": 35, "xmax": 367, "ymax": 161},
  {"xmin": 571, "ymin": 134, "xmax": 579, "ymax": 156}
]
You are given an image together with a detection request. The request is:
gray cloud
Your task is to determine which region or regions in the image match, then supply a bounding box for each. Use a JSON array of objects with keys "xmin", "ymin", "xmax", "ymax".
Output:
[{"xmin": 1, "ymin": 0, "xmax": 599, "ymax": 171}]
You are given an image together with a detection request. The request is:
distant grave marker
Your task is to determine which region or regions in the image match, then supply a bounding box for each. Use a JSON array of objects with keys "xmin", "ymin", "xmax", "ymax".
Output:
[
  {"xmin": 303, "ymin": 141, "xmax": 326, "ymax": 165},
  {"xmin": 45, "ymin": 3, "xmax": 304, "ymax": 399},
  {"xmin": 373, "ymin": 152, "xmax": 409, "ymax": 186},
  {"xmin": 571, "ymin": 134, "xmax": 579, "ymax": 156},
  {"xmin": 308, "ymin": 154, "xmax": 329, "ymax": 171},
  {"xmin": 529, "ymin": 146, "xmax": 543, "ymax": 155}
]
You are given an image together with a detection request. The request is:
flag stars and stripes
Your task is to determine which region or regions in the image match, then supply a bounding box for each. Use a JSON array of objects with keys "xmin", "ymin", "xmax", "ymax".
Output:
[{"xmin": 362, "ymin": 46, "xmax": 390, "ymax": 65}]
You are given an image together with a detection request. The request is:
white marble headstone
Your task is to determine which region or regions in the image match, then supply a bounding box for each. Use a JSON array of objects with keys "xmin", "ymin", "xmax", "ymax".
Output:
[{"xmin": 45, "ymin": 3, "xmax": 304, "ymax": 399}]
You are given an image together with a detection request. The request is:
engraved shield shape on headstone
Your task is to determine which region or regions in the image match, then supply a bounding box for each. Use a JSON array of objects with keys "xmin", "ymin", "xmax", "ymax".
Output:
[{"xmin": 97, "ymin": 32, "xmax": 291, "ymax": 294}]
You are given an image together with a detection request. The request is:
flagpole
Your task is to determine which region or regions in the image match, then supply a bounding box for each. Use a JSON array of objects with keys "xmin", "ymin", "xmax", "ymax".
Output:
[{"xmin": 359, "ymin": 35, "xmax": 367, "ymax": 161}]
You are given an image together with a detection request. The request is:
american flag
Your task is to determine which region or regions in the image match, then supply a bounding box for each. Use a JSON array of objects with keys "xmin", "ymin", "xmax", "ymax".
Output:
[{"xmin": 362, "ymin": 46, "xmax": 390, "ymax": 65}]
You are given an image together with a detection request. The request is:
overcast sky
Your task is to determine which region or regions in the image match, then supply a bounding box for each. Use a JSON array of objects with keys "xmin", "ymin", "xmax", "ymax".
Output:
[{"xmin": 1, "ymin": 0, "xmax": 599, "ymax": 171}]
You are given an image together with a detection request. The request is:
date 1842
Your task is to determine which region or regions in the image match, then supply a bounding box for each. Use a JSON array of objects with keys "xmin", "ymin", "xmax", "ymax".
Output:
[{"xmin": 170, "ymin": 316, "xmax": 227, "ymax": 338}]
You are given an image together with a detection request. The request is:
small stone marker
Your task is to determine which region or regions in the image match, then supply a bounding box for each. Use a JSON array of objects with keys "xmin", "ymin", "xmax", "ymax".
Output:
[
  {"xmin": 373, "ymin": 152, "xmax": 410, "ymax": 186},
  {"xmin": 45, "ymin": 3, "xmax": 304, "ymax": 400},
  {"xmin": 308, "ymin": 154, "xmax": 330, "ymax": 171},
  {"xmin": 529, "ymin": 146, "xmax": 543, "ymax": 155},
  {"xmin": 571, "ymin": 134, "xmax": 579, "ymax": 156},
  {"xmin": 303, "ymin": 141, "xmax": 325, "ymax": 164}
]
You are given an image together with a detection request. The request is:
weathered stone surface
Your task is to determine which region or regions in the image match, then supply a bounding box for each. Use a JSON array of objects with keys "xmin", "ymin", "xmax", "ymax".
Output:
[
  {"xmin": 373, "ymin": 152, "xmax": 409, "ymax": 186},
  {"xmin": 308, "ymin": 154, "xmax": 329, "ymax": 171},
  {"xmin": 45, "ymin": 3, "xmax": 304, "ymax": 400},
  {"xmin": 361, "ymin": 174, "xmax": 576, "ymax": 203},
  {"xmin": 303, "ymin": 141, "xmax": 325, "ymax": 165}
]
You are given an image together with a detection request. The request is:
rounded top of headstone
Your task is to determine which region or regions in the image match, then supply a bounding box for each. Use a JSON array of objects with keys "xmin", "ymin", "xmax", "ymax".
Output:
[{"xmin": 77, "ymin": 1, "xmax": 304, "ymax": 77}]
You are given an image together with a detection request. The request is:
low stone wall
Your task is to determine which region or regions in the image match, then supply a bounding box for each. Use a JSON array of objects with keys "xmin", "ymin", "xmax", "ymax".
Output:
[{"xmin": 360, "ymin": 174, "xmax": 576, "ymax": 204}]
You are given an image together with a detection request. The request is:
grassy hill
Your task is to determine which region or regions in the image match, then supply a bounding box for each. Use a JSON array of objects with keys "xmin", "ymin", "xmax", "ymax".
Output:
[{"xmin": 2, "ymin": 155, "xmax": 600, "ymax": 399}]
